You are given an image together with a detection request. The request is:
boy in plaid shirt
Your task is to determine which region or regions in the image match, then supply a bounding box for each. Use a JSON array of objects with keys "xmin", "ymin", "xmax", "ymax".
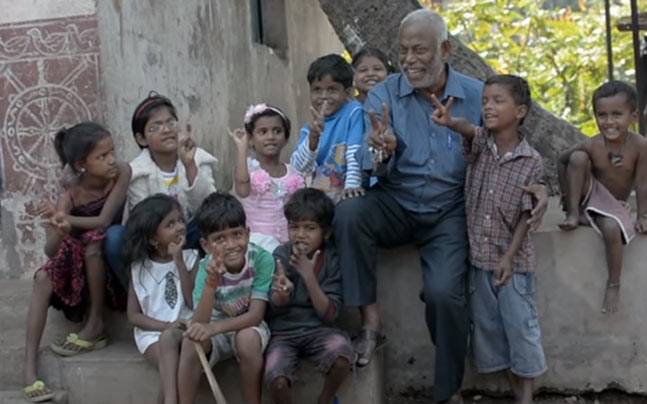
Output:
[{"xmin": 432, "ymin": 74, "xmax": 546, "ymax": 404}]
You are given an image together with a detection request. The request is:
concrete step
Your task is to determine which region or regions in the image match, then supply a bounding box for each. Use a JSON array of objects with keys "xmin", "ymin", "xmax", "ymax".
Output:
[
  {"xmin": 0, "ymin": 388, "xmax": 68, "ymax": 404},
  {"xmin": 0, "ymin": 279, "xmax": 132, "ymax": 388},
  {"xmin": 38, "ymin": 340, "xmax": 383, "ymax": 404}
]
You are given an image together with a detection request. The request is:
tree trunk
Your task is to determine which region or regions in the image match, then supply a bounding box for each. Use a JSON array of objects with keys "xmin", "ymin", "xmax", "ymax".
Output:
[{"xmin": 318, "ymin": 0, "xmax": 585, "ymax": 192}]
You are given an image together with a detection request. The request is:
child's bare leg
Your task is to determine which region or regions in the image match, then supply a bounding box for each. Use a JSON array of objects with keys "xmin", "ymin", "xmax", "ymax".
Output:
[
  {"xmin": 157, "ymin": 328, "xmax": 183, "ymax": 404},
  {"xmin": 559, "ymin": 151, "xmax": 592, "ymax": 230},
  {"xmin": 517, "ymin": 375, "xmax": 534, "ymax": 404},
  {"xmin": 78, "ymin": 241, "xmax": 105, "ymax": 339},
  {"xmin": 318, "ymin": 357, "xmax": 351, "ymax": 404},
  {"xmin": 270, "ymin": 377, "xmax": 293, "ymax": 404},
  {"xmin": 595, "ymin": 216, "xmax": 624, "ymax": 313},
  {"xmin": 178, "ymin": 337, "xmax": 210, "ymax": 404},
  {"xmin": 23, "ymin": 270, "xmax": 53, "ymax": 386},
  {"xmin": 143, "ymin": 342, "xmax": 164, "ymax": 404},
  {"xmin": 235, "ymin": 328, "xmax": 263, "ymax": 404},
  {"xmin": 360, "ymin": 303, "xmax": 380, "ymax": 331},
  {"xmin": 505, "ymin": 370, "xmax": 521, "ymax": 400}
]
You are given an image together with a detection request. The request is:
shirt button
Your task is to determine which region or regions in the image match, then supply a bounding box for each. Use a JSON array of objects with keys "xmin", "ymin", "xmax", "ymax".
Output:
[
  {"xmin": 485, "ymin": 215, "xmax": 490, "ymax": 220},
  {"xmin": 488, "ymin": 189, "xmax": 494, "ymax": 194},
  {"xmin": 429, "ymin": 158, "xmax": 436, "ymax": 164}
]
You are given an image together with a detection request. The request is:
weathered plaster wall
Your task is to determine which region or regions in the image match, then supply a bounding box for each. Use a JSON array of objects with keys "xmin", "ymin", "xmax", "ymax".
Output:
[{"xmin": 0, "ymin": 0, "xmax": 342, "ymax": 279}]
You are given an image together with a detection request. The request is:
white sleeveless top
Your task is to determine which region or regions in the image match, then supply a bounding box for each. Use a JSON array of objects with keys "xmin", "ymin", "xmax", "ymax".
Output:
[{"xmin": 131, "ymin": 250, "xmax": 198, "ymax": 353}]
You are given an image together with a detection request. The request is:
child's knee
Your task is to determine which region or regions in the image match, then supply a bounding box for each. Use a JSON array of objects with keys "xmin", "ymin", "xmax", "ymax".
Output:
[
  {"xmin": 33, "ymin": 270, "xmax": 52, "ymax": 292},
  {"xmin": 597, "ymin": 217, "xmax": 623, "ymax": 242},
  {"xmin": 235, "ymin": 328, "xmax": 262, "ymax": 359},
  {"xmin": 568, "ymin": 150, "xmax": 590, "ymax": 168},
  {"xmin": 159, "ymin": 328, "xmax": 183, "ymax": 347},
  {"xmin": 179, "ymin": 338, "xmax": 199, "ymax": 362},
  {"xmin": 270, "ymin": 376, "xmax": 291, "ymax": 393},
  {"xmin": 84, "ymin": 241, "xmax": 103, "ymax": 259},
  {"xmin": 330, "ymin": 356, "xmax": 351, "ymax": 371}
]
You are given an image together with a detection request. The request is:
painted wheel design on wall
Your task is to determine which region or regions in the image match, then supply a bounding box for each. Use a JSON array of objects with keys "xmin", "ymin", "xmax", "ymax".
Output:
[{"xmin": 2, "ymin": 85, "xmax": 91, "ymax": 189}]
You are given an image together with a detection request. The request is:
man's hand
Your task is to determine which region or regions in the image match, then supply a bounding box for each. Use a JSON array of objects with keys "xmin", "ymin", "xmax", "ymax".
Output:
[
  {"xmin": 522, "ymin": 184, "xmax": 548, "ymax": 232},
  {"xmin": 368, "ymin": 103, "xmax": 397, "ymax": 163},
  {"xmin": 494, "ymin": 255, "xmax": 514, "ymax": 286},
  {"xmin": 272, "ymin": 259, "xmax": 294, "ymax": 296},
  {"xmin": 430, "ymin": 95, "xmax": 455, "ymax": 127},
  {"xmin": 308, "ymin": 103, "xmax": 326, "ymax": 151}
]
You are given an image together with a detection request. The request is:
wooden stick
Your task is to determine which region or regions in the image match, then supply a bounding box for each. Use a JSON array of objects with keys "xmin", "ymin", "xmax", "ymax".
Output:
[{"xmin": 193, "ymin": 340, "xmax": 228, "ymax": 404}]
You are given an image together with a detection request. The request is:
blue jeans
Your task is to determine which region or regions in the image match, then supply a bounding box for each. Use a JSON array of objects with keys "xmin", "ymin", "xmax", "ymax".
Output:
[
  {"xmin": 468, "ymin": 266, "xmax": 547, "ymax": 378},
  {"xmin": 104, "ymin": 218, "xmax": 201, "ymax": 288}
]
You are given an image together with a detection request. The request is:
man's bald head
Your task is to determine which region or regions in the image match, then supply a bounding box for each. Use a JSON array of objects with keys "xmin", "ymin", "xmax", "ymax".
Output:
[{"xmin": 400, "ymin": 9, "xmax": 448, "ymax": 42}]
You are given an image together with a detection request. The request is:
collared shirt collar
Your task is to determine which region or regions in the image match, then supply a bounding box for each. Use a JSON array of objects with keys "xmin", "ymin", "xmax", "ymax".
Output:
[
  {"xmin": 398, "ymin": 64, "xmax": 467, "ymax": 101},
  {"xmin": 484, "ymin": 128, "xmax": 534, "ymax": 161}
]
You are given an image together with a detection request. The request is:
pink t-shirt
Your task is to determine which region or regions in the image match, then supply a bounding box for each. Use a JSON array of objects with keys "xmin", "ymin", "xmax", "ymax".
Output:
[{"xmin": 239, "ymin": 159, "xmax": 305, "ymax": 244}]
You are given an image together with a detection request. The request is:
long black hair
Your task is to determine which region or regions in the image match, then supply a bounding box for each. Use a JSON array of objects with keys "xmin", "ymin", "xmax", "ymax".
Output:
[
  {"xmin": 53, "ymin": 122, "xmax": 110, "ymax": 173},
  {"xmin": 123, "ymin": 194, "xmax": 183, "ymax": 268}
]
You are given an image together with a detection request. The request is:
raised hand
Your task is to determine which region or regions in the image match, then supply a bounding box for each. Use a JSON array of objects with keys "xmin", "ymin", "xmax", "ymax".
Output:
[
  {"xmin": 228, "ymin": 127, "xmax": 249, "ymax": 152},
  {"xmin": 167, "ymin": 234, "xmax": 186, "ymax": 259},
  {"xmin": 430, "ymin": 95, "xmax": 455, "ymax": 127},
  {"xmin": 205, "ymin": 252, "xmax": 226, "ymax": 289},
  {"xmin": 179, "ymin": 123, "xmax": 197, "ymax": 166},
  {"xmin": 272, "ymin": 259, "xmax": 294, "ymax": 295},
  {"xmin": 368, "ymin": 103, "xmax": 397, "ymax": 163},
  {"xmin": 289, "ymin": 248, "xmax": 321, "ymax": 282},
  {"xmin": 308, "ymin": 103, "xmax": 326, "ymax": 151}
]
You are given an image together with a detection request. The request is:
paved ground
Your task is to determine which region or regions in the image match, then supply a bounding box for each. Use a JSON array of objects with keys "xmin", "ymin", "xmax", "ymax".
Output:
[{"xmin": 386, "ymin": 390, "xmax": 647, "ymax": 404}]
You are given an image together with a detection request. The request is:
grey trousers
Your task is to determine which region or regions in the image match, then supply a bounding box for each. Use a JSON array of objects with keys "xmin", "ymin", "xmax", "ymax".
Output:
[{"xmin": 334, "ymin": 187, "xmax": 469, "ymax": 402}]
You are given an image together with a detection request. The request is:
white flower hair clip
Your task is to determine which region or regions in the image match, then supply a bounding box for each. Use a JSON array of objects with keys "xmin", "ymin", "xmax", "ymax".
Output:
[{"xmin": 244, "ymin": 103, "xmax": 270, "ymax": 125}]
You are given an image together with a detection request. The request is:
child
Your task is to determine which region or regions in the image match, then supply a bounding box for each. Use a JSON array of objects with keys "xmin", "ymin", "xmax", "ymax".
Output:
[
  {"xmin": 290, "ymin": 54, "xmax": 364, "ymax": 203},
  {"xmin": 23, "ymin": 122, "xmax": 129, "ymax": 402},
  {"xmin": 352, "ymin": 47, "xmax": 393, "ymax": 104},
  {"xmin": 123, "ymin": 194, "xmax": 199, "ymax": 404},
  {"xmin": 104, "ymin": 92, "xmax": 217, "ymax": 284},
  {"xmin": 178, "ymin": 192, "xmax": 274, "ymax": 404},
  {"xmin": 229, "ymin": 103, "xmax": 305, "ymax": 251},
  {"xmin": 558, "ymin": 80, "xmax": 647, "ymax": 314},
  {"xmin": 432, "ymin": 75, "xmax": 546, "ymax": 404},
  {"xmin": 265, "ymin": 188, "xmax": 354, "ymax": 404}
]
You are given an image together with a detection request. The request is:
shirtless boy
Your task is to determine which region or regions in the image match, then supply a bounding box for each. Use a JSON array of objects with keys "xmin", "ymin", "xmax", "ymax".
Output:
[{"xmin": 559, "ymin": 80, "xmax": 647, "ymax": 314}]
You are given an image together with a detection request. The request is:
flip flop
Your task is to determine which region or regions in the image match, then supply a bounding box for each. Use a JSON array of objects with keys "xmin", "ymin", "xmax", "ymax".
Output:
[
  {"xmin": 49, "ymin": 333, "xmax": 108, "ymax": 357},
  {"xmin": 23, "ymin": 380, "xmax": 55, "ymax": 403}
]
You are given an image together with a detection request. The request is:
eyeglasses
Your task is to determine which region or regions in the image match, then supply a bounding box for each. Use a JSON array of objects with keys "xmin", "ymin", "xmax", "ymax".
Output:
[{"xmin": 146, "ymin": 119, "xmax": 179, "ymax": 134}]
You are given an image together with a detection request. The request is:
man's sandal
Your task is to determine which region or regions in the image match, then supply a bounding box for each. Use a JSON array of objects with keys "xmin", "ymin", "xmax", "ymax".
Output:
[
  {"xmin": 23, "ymin": 380, "xmax": 54, "ymax": 403},
  {"xmin": 354, "ymin": 329, "xmax": 387, "ymax": 367},
  {"xmin": 49, "ymin": 333, "xmax": 108, "ymax": 357}
]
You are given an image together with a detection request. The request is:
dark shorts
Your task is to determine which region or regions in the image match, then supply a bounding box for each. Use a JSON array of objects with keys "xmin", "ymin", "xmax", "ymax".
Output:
[{"xmin": 263, "ymin": 327, "xmax": 354, "ymax": 386}]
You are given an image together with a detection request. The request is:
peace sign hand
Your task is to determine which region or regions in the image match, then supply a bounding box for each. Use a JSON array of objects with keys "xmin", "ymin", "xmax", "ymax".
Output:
[
  {"xmin": 272, "ymin": 259, "xmax": 294, "ymax": 296},
  {"xmin": 308, "ymin": 103, "xmax": 326, "ymax": 151},
  {"xmin": 205, "ymin": 252, "xmax": 226, "ymax": 289},
  {"xmin": 368, "ymin": 103, "xmax": 397, "ymax": 163},
  {"xmin": 430, "ymin": 95, "xmax": 455, "ymax": 127},
  {"xmin": 178, "ymin": 123, "xmax": 197, "ymax": 166}
]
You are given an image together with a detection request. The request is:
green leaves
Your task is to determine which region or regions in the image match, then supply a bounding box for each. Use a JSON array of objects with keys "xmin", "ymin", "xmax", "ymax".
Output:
[{"xmin": 431, "ymin": 0, "xmax": 639, "ymax": 136}]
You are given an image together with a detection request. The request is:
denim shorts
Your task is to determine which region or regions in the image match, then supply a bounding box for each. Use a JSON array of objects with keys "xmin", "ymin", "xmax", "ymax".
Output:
[
  {"xmin": 263, "ymin": 327, "xmax": 354, "ymax": 386},
  {"xmin": 468, "ymin": 266, "xmax": 547, "ymax": 378}
]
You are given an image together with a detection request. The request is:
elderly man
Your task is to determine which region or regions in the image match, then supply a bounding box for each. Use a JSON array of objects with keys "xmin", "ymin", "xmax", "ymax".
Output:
[{"xmin": 335, "ymin": 9, "xmax": 547, "ymax": 403}]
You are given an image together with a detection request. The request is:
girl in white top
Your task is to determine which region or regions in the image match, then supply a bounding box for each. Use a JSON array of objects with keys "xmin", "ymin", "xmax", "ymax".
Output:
[{"xmin": 123, "ymin": 194, "xmax": 198, "ymax": 404}]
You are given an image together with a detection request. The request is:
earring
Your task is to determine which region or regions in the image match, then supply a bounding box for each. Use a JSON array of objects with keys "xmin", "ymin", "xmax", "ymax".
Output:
[{"xmin": 79, "ymin": 168, "xmax": 86, "ymax": 174}]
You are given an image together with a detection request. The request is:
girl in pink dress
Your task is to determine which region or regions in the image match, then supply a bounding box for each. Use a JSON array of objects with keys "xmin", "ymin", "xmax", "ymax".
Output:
[{"xmin": 229, "ymin": 104, "xmax": 304, "ymax": 251}]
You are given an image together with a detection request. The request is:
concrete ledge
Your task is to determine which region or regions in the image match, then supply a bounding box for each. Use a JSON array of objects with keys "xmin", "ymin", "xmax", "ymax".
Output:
[
  {"xmin": 38, "ymin": 341, "xmax": 383, "ymax": 404},
  {"xmin": 375, "ymin": 201, "xmax": 647, "ymax": 394}
]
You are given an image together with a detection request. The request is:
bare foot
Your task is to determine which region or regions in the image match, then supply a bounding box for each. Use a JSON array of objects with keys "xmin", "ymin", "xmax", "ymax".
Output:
[
  {"xmin": 558, "ymin": 215, "xmax": 579, "ymax": 231},
  {"xmin": 601, "ymin": 283, "xmax": 620, "ymax": 314}
]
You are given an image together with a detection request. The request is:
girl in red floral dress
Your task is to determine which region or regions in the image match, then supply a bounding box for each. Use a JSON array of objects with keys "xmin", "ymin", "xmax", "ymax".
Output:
[{"xmin": 23, "ymin": 122, "xmax": 130, "ymax": 402}]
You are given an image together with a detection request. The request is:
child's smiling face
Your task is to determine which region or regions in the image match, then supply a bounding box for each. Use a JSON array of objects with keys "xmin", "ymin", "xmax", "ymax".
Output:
[
  {"xmin": 594, "ymin": 94, "xmax": 637, "ymax": 142},
  {"xmin": 201, "ymin": 226, "xmax": 250, "ymax": 273},
  {"xmin": 309, "ymin": 74, "xmax": 350, "ymax": 117},
  {"xmin": 137, "ymin": 106, "xmax": 179, "ymax": 154},
  {"xmin": 354, "ymin": 55, "xmax": 388, "ymax": 97},
  {"xmin": 250, "ymin": 115, "xmax": 287, "ymax": 158},
  {"xmin": 152, "ymin": 208, "xmax": 186, "ymax": 257}
]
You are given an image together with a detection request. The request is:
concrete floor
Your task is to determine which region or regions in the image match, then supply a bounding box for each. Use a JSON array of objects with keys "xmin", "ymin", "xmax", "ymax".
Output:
[{"xmin": 386, "ymin": 391, "xmax": 647, "ymax": 404}]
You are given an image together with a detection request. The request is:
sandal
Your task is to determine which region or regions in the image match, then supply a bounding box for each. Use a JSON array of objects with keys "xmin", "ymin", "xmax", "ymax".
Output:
[
  {"xmin": 23, "ymin": 380, "xmax": 55, "ymax": 402},
  {"xmin": 49, "ymin": 333, "xmax": 108, "ymax": 357},
  {"xmin": 353, "ymin": 329, "xmax": 387, "ymax": 367}
]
